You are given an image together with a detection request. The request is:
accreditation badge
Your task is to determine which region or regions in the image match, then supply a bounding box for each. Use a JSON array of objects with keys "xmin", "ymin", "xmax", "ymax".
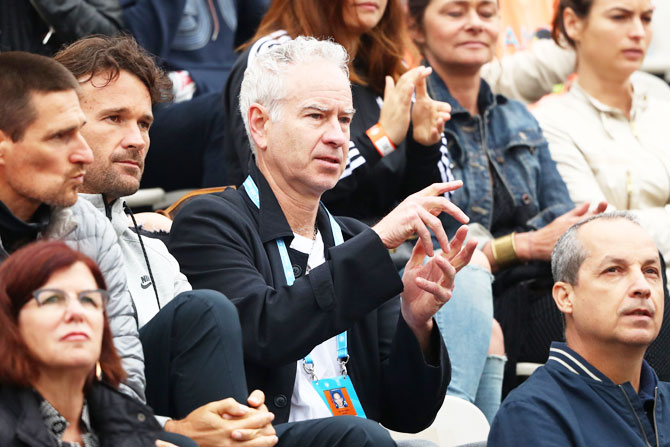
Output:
[{"xmin": 311, "ymin": 375, "xmax": 367, "ymax": 418}]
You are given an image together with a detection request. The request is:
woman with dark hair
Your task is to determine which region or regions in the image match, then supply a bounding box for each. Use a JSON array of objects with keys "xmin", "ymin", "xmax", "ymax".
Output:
[
  {"xmin": 534, "ymin": 0, "xmax": 670, "ymax": 280},
  {"xmin": 223, "ymin": 0, "xmax": 451, "ymax": 224},
  {"xmin": 0, "ymin": 241, "xmax": 185, "ymax": 446},
  {"xmin": 405, "ymin": 0, "xmax": 608, "ymax": 414}
]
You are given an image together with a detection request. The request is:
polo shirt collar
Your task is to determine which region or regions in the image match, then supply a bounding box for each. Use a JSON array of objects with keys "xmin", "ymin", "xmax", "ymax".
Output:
[
  {"xmin": 548, "ymin": 341, "xmax": 659, "ymax": 397},
  {"xmin": 548, "ymin": 342, "xmax": 611, "ymax": 382}
]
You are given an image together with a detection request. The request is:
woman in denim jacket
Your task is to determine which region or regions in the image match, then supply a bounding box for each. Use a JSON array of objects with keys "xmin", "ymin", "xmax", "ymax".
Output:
[{"xmin": 406, "ymin": 0, "xmax": 607, "ymax": 418}]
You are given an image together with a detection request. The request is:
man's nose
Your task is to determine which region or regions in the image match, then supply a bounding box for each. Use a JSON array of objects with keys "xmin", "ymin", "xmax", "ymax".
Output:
[
  {"xmin": 323, "ymin": 116, "xmax": 347, "ymax": 148},
  {"xmin": 70, "ymin": 133, "xmax": 94, "ymax": 165},
  {"xmin": 630, "ymin": 270, "xmax": 652, "ymax": 299},
  {"xmin": 122, "ymin": 123, "xmax": 147, "ymax": 151}
]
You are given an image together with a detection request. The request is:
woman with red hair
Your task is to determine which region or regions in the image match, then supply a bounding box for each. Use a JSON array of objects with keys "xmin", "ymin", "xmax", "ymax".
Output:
[{"xmin": 0, "ymin": 241, "xmax": 188, "ymax": 446}]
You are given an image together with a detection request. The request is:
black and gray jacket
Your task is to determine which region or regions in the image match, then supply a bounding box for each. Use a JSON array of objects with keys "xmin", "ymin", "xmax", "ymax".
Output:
[{"xmin": 0, "ymin": 382, "xmax": 162, "ymax": 447}]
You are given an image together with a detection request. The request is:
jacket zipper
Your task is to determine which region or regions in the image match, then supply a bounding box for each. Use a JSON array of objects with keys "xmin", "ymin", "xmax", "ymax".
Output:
[
  {"xmin": 207, "ymin": 0, "xmax": 220, "ymax": 41},
  {"xmin": 619, "ymin": 384, "xmax": 652, "ymax": 447},
  {"xmin": 28, "ymin": 0, "xmax": 55, "ymax": 44},
  {"xmin": 653, "ymin": 387, "xmax": 659, "ymax": 447}
]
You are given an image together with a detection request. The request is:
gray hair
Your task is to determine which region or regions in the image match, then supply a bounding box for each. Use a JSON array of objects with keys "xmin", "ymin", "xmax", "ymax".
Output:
[
  {"xmin": 239, "ymin": 36, "xmax": 350, "ymax": 156},
  {"xmin": 551, "ymin": 211, "xmax": 641, "ymax": 285}
]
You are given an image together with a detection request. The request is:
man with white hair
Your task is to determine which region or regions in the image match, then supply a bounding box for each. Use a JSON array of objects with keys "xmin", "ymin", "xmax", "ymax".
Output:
[
  {"xmin": 169, "ymin": 36, "xmax": 476, "ymax": 433},
  {"xmin": 55, "ymin": 34, "xmax": 403, "ymax": 447},
  {"xmin": 489, "ymin": 212, "xmax": 670, "ymax": 446}
]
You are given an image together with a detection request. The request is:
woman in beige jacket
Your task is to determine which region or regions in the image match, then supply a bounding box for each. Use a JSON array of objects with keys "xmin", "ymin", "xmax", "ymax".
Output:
[{"xmin": 533, "ymin": 0, "xmax": 670, "ymax": 277}]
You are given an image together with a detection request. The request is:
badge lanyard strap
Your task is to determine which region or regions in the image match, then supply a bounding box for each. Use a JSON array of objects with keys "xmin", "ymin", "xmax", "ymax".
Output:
[{"xmin": 243, "ymin": 176, "xmax": 349, "ymax": 381}]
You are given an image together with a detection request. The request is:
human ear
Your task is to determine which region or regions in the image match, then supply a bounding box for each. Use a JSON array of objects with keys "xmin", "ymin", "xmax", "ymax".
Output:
[
  {"xmin": 563, "ymin": 7, "xmax": 584, "ymax": 45},
  {"xmin": 248, "ymin": 104, "xmax": 270, "ymax": 153},
  {"xmin": 0, "ymin": 130, "xmax": 11, "ymax": 167},
  {"xmin": 552, "ymin": 281, "xmax": 574, "ymax": 315}
]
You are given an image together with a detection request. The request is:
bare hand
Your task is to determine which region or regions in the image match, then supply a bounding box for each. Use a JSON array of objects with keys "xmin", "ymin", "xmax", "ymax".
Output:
[
  {"xmin": 530, "ymin": 201, "xmax": 608, "ymax": 261},
  {"xmin": 155, "ymin": 441, "xmax": 178, "ymax": 447},
  {"xmin": 247, "ymin": 389, "xmax": 268, "ymax": 411},
  {"xmin": 411, "ymin": 69, "xmax": 451, "ymax": 146},
  {"xmin": 401, "ymin": 226, "xmax": 477, "ymax": 345},
  {"xmin": 243, "ymin": 390, "xmax": 275, "ymax": 438},
  {"xmin": 372, "ymin": 182, "xmax": 469, "ymax": 257},
  {"xmin": 164, "ymin": 398, "xmax": 278, "ymax": 447},
  {"xmin": 378, "ymin": 66, "xmax": 433, "ymax": 145}
]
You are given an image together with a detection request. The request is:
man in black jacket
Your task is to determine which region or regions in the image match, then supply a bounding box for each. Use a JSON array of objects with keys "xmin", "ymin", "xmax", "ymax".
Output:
[{"xmin": 169, "ymin": 36, "xmax": 477, "ymax": 433}]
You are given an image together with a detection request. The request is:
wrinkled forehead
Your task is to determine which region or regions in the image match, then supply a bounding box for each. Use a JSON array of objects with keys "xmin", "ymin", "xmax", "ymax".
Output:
[
  {"xmin": 282, "ymin": 60, "xmax": 353, "ymax": 106},
  {"xmin": 577, "ymin": 219, "xmax": 659, "ymax": 267},
  {"xmin": 28, "ymin": 89, "xmax": 85, "ymax": 134}
]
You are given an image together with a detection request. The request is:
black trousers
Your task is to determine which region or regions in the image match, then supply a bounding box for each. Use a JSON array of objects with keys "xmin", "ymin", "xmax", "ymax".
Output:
[
  {"xmin": 140, "ymin": 290, "xmax": 248, "ymax": 417},
  {"xmin": 276, "ymin": 416, "xmax": 396, "ymax": 446},
  {"xmin": 140, "ymin": 289, "xmax": 397, "ymax": 447}
]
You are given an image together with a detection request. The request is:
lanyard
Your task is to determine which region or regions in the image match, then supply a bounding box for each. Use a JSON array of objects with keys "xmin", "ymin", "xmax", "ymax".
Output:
[{"xmin": 243, "ymin": 176, "xmax": 349, "ymax": 378}]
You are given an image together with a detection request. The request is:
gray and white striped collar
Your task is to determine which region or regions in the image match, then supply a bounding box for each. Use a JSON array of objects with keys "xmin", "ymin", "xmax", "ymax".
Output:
[{"xmin": 547, "ymin": 342, "xmax": 609, "ymax": 383}]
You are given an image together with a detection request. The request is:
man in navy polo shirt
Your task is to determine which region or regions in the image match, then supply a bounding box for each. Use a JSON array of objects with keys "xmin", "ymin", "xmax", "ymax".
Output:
[{"xmin": 489, "ymin": 211, "xmax": 670, "ymax": 446}]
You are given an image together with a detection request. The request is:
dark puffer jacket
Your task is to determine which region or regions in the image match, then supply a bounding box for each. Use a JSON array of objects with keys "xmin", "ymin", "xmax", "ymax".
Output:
[{"xmin": 0, "ymin": 382, "xmax": 162, "ymax": 447}]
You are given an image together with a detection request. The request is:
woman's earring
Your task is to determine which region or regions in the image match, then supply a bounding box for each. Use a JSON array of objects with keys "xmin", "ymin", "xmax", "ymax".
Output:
[{"xmin": 96, "ymin": 361, "xmax": 102, "ymax": 381}]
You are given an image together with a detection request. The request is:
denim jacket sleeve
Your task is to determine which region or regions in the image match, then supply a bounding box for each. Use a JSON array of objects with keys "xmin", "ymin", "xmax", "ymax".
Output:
[{"xmin": 525, "ymin": 138, "xmax": 574, "ymax": 230}]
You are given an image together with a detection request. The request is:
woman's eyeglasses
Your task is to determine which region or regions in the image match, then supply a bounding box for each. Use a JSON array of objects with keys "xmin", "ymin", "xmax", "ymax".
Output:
[{"xmin": 32, "ymin": 288, "xmax": 109, "ymax": 311}]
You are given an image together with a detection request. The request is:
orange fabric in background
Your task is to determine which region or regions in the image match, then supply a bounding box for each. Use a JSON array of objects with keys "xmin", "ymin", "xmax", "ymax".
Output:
[{"xmin": 498, "ymin": 0, "xmax": 556, "ymax": 55}]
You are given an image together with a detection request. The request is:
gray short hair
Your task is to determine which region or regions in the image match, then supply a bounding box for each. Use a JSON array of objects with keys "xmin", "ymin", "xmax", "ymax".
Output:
[
  {"xmin": 551, "ymin": 211, "xmax": 641, "ymax": 285},
  {"xmin": 239, "ymin": 36, "xmax": 350, "ymax": 156}
]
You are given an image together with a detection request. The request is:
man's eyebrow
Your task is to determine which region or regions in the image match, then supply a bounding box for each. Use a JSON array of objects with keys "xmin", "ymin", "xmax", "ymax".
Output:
[
  {"xmin": 302, "ymin": 104, "xmax": 355, "ymax": 115},
  {"xmin": 596, "ymin": 256, "xmax": 628, "ymax": 267},
  {"xmin": 97, "ymin": 106, "xmax": 128, "ymax": 116},
  {"xmin": 596, "ymin": 255, "xmax": 660, "ymax": 268},
  {"xmin": 97, "ymin": 107, "xmax": 154, "ymax": 123},
  {"xmin": 45, "ymin": 121, "xmax": 85, "ymax": 139},
  {"xmin": 642, "ymin": 257, "xmax": 662, "ymax": 267},
  {"xmin": 303, "ymin": 104, "xmax": 329, "ymax": 112}
]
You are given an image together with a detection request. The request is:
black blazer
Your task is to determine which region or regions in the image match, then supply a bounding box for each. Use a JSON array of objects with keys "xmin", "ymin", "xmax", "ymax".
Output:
[
  {"xmin": 169, "ymin": 163, "xmax": 451, "ymax": 431},
  {"xmin": 0, "ymin": 382, "xmax": 162, "ymax": 447}
]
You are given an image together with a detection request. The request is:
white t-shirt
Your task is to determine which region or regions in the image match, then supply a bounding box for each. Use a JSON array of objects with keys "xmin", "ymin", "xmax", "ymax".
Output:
[{"xmin": 287, "ymin": 231, "xmax": 340, "ymax": 422}]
